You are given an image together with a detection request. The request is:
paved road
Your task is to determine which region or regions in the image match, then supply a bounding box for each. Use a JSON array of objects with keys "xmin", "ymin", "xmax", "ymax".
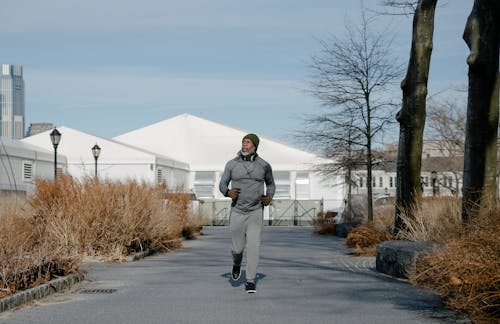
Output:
[{"xmin": 0, "ymin": 227, "xmax": 467, "ymax": 324}]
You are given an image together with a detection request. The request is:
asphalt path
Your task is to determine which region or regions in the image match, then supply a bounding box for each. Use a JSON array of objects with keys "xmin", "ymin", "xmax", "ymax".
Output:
[{"xmin": 0, "ymin": 226, "xmax": 468, "ymax": 324}]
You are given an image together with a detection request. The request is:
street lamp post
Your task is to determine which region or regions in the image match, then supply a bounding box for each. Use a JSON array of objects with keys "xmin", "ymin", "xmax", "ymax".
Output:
[
  {"xmin": 91, "ymin": 144, "xmax": 101, "ymax": 178},
  {"xmin": 431, "ymin": 171, "xmax": 437, "ymax": 197},
  {"xmin": 293, "ymin": 180, "xmax": 298, "ymax": 226},
  {"xmin": 50, "ymin": 128, "xmax": 62, "ymax": 180}
]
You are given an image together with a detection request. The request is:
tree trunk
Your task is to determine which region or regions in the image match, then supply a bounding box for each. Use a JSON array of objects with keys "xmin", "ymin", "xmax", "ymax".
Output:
[
  {"xmin": 394, "ymin": 0, "xmax": 437, "ymax": 234},
  {"xmin": 367, "ymin": 149, "xmax": 374, "ymax": 222},
  {"xmin": 366, "ymin": 94, "xmax": 374, "ymax": 222},
  {"xmin": 461, "ymin": 0, "xmax": 500, "ymax": 223},
  {"xmin": 346, "ymin": 162, "xmax": 353, "ymax": 222}
]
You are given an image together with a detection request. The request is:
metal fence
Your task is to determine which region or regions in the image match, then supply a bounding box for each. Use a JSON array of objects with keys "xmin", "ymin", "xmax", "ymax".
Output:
[{"xmin": 198, "ymin": 199, "xmax": 324, "ymax": 226}]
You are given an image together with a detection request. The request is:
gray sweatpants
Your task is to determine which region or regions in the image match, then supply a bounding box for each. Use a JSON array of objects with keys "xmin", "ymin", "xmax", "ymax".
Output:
[{"xmin": 229, "ymin": 208, "xmax": 263, "ymax": 283}]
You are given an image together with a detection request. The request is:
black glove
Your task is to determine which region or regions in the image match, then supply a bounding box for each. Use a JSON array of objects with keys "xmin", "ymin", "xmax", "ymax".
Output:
[
  {"xmin": 261, "ymin": 195, "xmax": 272, "ymax": 206},
  {"xmin": 227, "ymin": 188, "xmax": 240, "ymax": 200}
]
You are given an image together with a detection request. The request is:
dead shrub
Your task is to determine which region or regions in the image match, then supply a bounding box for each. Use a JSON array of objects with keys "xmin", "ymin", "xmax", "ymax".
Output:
[
  {"xmin": 29, "ymin": 176, "xmax": 196, "ymax": 259},
  {"xmin": 313, "ymin": 211, "xmax": 337, "ymax": 235},
  {"xmin": 410, "ymin": 211, "xmax": 500, "ymax": 323},
  {"xmin": 339, "ymin": 196, "xmax": 498, "ymax": 322},
  {"xmin": 345, "ymin": 222, "xmax": 393, "ymax": 256},
  {"xmin": 341, "ymin": 203, "xmax": 393, "ymax": 256},
  {"xmin": 164, "ymin": 192, "xmax": 205, "ymax": 240},
  {"xmin": 1, "ymin": 176, "xmax": 198, "ymax": 298},
  {"xmin": 0, "ymin": 198, "xmax": 80, "ymax": 297}
]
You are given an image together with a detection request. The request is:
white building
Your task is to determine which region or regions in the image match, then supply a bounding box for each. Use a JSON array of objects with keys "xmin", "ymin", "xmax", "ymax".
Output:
[
  {"xmin": 0, "ymin": 64, "xmax": 25, "ymax": 140},
  {"xmin": 114, "ymin": 114, "xmax": 345, "ymax": 224},
  {"xmin": 355, "ymin": 143, "xmax": 464, "ymax": 199},
  {"xmin": 22, "ymin": 127, "xmax": 190, "ymax": 188},
  {"xmin": 0, "ymin": 138, "xmax": 66, "ymax": 198},
  {"xmin": 16, "ymin": 116, "xmax": 345, "ymax": 225}
]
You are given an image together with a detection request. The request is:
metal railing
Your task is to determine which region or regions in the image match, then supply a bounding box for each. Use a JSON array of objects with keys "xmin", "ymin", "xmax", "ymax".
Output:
[{"xmin": 199, "ymin": 198, "xmax": 324, "ymax": 226}]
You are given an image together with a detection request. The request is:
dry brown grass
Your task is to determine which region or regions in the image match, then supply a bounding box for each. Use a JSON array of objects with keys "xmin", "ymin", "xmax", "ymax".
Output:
[
  {"xmin": 410, "ymin": 210, "xmax": 500, "ymax": 323},
  {"xmin": 164, "ymin": 192, "xmax": 206, "ymax": 240},
  {"xmin": 345, "ymin": 222, "xmax": 393, "ymax": 256},
  {"xmin": 0, "ymin": 198, "xmax": 80, "ymax": 297},
  {"xmin": 342, "ymin": 198, "xmax": 462, "ymax": 256},
  {"xmin": 396, "ymin": 197, "xmax": 462, "ymax": 243},
  {"xmin": 0, "ymin": 175, "xmax": 199, "ymax": 298},
  {"xmin": 343, "ymin": 203, "xmax": 394, "ymax": 256},
  {"xmin": 331, "ymin": 196, "xmax": 499, "ymax": 322},
  {"xmin": 29, "ymin": 176, "xmax": 197, "ymax": 258}
]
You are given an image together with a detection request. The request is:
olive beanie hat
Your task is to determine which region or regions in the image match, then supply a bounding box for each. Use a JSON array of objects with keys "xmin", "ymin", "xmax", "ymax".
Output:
[{"xmin": 243, "ymin": 133, "xmax": 260, "ymax": 150}]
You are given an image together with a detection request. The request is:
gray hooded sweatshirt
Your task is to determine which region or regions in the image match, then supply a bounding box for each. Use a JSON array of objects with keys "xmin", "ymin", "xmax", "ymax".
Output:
[{"xmin": 219, "ymin": 151, "xmax": 275, "ymax": 213}]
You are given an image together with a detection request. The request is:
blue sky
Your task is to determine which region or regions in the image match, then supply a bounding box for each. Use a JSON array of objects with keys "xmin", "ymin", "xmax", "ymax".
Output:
[{"xmin": 1, "ymin": 0, "xmax": 471, "ymax": 146}]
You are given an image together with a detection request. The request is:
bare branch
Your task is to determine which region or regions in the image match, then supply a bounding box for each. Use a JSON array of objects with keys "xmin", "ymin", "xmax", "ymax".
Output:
[
  {"xmin": 372, "ymin": 0, "xmax": 418, "ymax": 17},
  {"xmin": 300, "ymin": 9, "xmax": 404, "ymax": 221}
]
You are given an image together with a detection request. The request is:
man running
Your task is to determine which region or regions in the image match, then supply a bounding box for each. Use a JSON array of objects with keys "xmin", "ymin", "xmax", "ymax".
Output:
[{"xmin": 219, "ymin": 133, "xmax": 275, "ymax": 293}]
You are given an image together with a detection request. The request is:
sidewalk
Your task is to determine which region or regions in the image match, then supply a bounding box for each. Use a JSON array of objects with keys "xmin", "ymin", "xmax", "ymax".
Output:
[{"xmin": 0, "ymin": 227, "xmax": 468, "ymax": 324}]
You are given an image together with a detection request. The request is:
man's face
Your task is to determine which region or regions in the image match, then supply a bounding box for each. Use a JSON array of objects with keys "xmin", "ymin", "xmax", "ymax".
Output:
[{"xmin": 242, "ymin": 138, "xmax": 255, "ymax": 153}]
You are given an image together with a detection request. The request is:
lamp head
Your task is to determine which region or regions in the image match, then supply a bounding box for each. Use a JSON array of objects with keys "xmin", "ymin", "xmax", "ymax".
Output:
[
  {"xmin": 92, "ymin": 144, "xmax": 101, "ymax": 159},
  {"xmin": 50, "ymin": 128, "xmax": 62, "ymax": 147}
]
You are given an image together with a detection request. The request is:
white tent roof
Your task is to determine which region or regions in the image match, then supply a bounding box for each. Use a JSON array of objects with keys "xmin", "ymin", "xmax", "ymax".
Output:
[
  {"xmin": 114, "ymin": 114, "xmax": 326, "ymax": 171},
  {"xmin": 0, "ymin": 138, "xmax": 64, "ymax": 163},
  {"xmin": 22, "ymin": 126, "xmax": 189, "ymax": 169}
]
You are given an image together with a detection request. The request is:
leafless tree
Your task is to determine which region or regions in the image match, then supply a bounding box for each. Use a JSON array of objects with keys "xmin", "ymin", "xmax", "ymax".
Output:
[
  {"xmin": 298, "ymin": 107, "xmax": 366, "ymax": 222},
  {"xmin": 426, "ymin": 100, "xmax": 466, "ymax": 155},
  {"xmin": 425, "ymin": 99, "xmax": 466, "ymax": 195},
  {"xmin": 461, "ymin": 0, "xmax": 500, "ymax": 223},
  {"xmin": 393, "ymin": 0, "xmax": 438, "ymax": 234},
  {"xmin": 303, "ymin": 11, "xmax": 403, "ymax": 222}
]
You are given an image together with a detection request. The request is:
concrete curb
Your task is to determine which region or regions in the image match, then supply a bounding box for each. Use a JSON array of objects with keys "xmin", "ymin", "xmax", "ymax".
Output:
[
  {"xmin": 125, "ymin": 248, "xmax": 158, "ymax": 262},
  {"xmin": 0, "ymin": 272, "xmax": 84, "ymax": 313},
  {"xmin": 82, "ymin": 248, "xmax": 160, "ymax": 263},
  {"xmin": 0, "ymin": 247, "xmax": 155, "ymax": 313},
  {"xmin": 123, "ymin": 237, "xmax": 186, "ymax": 262},
  {"xmin": 83, "ymin": 238, "xmax": 185, "ymax": 263}
]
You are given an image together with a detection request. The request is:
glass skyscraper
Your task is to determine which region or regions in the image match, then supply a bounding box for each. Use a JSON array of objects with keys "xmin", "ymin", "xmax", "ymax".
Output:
[{"xmin": 1, "ymin": 64, "xmax": 25, "ymax": 139}]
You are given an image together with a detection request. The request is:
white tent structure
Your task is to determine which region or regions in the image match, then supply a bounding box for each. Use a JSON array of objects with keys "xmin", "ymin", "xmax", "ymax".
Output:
[
  {"xmin": 114, "ymin": 114, "xmax": 345, "ymax": 223},
  {"xmin": 0, "ymin": 138, "xmax": 66, "ymax": 198},
  {"xmin": 22, "ymin": 127, "xmax": 190, "ymax": 188}
]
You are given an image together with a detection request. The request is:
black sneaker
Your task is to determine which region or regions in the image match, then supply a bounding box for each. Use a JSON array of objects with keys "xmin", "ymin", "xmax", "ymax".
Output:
[
  {"xmin": 245, "ymin": 282, "xmax": 256, "ymax": 293},
  {"xmin": 231, "ymin": 264, "xmax": 241, "ymax": 281}
]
